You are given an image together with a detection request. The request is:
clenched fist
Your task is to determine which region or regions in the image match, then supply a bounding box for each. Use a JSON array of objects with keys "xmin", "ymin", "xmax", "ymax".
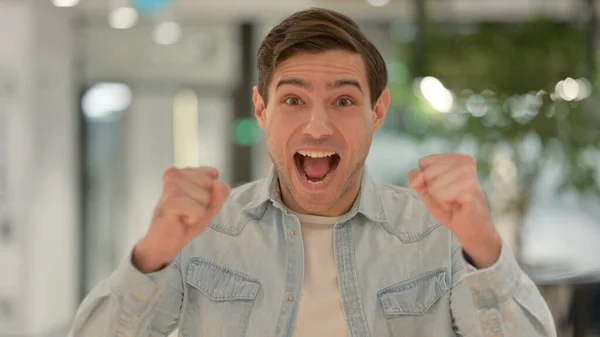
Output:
[
  {"xmin": 408, "ymin": 154, "xmax": 501, "ymax": 268},
  {"xmin": 133, "ymin": 167, "xmax": 230, "ymax": 273}
]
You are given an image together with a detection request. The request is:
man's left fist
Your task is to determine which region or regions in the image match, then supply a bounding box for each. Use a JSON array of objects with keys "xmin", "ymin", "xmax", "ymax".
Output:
[{"xmin": 408, "ymin": 153, "xmax": 501, "ymax": 267}]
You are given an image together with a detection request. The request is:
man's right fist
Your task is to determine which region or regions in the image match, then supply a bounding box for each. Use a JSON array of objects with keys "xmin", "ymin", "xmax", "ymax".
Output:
[{"xmin": 132, "ymin": 167, "xmax": 230, "ymax": 273}]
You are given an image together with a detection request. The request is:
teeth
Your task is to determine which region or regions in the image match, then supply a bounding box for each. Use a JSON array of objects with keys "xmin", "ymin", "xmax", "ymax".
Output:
[{"xmin": 298, "ymin": 150, "xmax": 336, "ymax": 158}]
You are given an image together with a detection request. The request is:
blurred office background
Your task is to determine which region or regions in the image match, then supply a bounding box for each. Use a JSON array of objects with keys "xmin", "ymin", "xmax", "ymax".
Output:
[{"xmin": 1, "ymin": 0, "xmax": 600, "ymax": 336}]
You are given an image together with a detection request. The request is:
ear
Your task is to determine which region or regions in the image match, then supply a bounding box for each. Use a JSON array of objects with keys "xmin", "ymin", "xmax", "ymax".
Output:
[
  {"xmin": 253, "ymin": 86, "xmax": 267, "ymax": 130},
  {"xmin": 372, "ymin": 88, "xmax": 390, "ymax": 132}
]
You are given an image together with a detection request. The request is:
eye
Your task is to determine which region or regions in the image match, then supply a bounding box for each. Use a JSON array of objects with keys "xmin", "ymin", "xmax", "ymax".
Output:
[
  {"xmin": 336, "ymin": 97, "xmax": 355, "ymax": 107},
  {"xmin": 285, "ymin": 97, "xmax": 303, "ymax": 106}
]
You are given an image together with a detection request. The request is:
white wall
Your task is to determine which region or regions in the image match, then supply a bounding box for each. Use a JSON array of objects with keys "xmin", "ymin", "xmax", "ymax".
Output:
[
  {"xmin": 0, "ymin": 0, "xmax": 78, "ymax": 335},
  {"xmin": 0, "ymin": 1, "xmax": 34, "ymax": 333}
]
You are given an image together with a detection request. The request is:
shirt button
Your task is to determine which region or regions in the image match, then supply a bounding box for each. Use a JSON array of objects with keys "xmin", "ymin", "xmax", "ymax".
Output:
[
  {"xmin": 289, "ymin": 230, "xmax": 297, "ymax": 238},
  {"xmin": 287, "ymin": 295, "xmax": 295, "ymax": 302}
]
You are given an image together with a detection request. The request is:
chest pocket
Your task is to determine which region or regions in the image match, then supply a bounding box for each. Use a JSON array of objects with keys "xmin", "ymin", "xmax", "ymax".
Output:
[
  {"xmin": 377, "ymin": 268, "xmax": 453, "ymax": 337},
  {"xmin": 180, "ymin": 258, "xmax": 260, "ymax": 337}
]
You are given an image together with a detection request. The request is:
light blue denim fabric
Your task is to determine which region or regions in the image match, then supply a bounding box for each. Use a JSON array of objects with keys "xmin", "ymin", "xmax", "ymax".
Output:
[{"xmin": 70, "ymin": 167, "xmax": 556, "ymax": 337}]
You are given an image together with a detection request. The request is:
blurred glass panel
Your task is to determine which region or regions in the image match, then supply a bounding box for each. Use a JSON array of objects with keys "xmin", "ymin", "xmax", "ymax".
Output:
[{"xmin": 81, "ymin": 82, "xmax": 130, "ymax": 294}]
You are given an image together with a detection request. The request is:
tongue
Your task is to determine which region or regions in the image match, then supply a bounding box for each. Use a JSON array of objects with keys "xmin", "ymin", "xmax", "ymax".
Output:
[{"xmin": 302, "ymin": 157, "xmax": 331, "ymax": 180}]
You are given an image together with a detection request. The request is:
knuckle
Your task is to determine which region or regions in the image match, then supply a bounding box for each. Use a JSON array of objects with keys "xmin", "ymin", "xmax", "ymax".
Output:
[
  {"xmin": 199, "ymin": 166, "xmax": 217, "ymax": 171},
  {"xmin": 163, "ymin": 176, "xmax": 178, "ymax": 188},
  {"xmin": 191, "ymin": 208, "xmax": 204, "ymax": 219},
  {"xmin": 152, "ymin": 207, "xmax": 165, "ymax": 221},
  {"xmin": 408, "ymin": 170, "xmax": 419, "ymax": 181},
  {"xmin": 184, "ymin": 208, "xmax": 203, "ymax": 224},
  {"xmin": 463, "ymin": 154, "xmax": 476, "ymax": 165},
  {"xmin": 163, "ymin": 188, "xmax": 181, "ymax": 202},
  {"xmin": 427, "ymin": 185, "xmax": 438, "ymax": 195},
  {"xmin": 200, "ymin": 167, "xmax": 219, "ymax": 178},
  {"xmin": 196, "ymin": 195, "xmax": 209, "ymax": 206},
  {"xmin": 162, "ymin": 167, "xmax": 180, "ymax": 180},
  {"xmin": 429, "ymin": 182, "xmax": 442, "ymax": 193},
  {"xmin": 439, "ymin": 189, "xmax": 453, "ymax": 200},
  {"xmin": 463, "ymin": 165, "xmax": 474, "ymax": 176},
  {"xmin": 423, "ymin": 170, "xmax": 435, "ymax": 182}
]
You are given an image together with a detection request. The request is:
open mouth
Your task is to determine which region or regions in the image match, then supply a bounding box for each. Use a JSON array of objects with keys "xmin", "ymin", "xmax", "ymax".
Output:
[{"xmin": 294, "ymin": 150, "xmax": 341, "ymax": 184}]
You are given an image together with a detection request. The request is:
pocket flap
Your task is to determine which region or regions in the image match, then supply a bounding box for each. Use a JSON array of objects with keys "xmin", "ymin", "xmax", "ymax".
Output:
[
  {"xmin": 185, "ymin": 258, "xmax": 260, "ymax": 301},
  {"xmin": 378, "ymin": 268, "xmax": 448, "ymax": 316}
]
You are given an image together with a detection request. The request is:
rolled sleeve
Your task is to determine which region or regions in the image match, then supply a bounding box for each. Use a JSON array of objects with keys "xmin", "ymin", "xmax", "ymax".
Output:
[
  {"xmin": 110, "ymin": 250, "xmax": 170, "ymax": 300},
  {"xmin": 71, "ymin": 248, "xmax": 184, "ymax": 337},
  {"xmin": 450, "ymin": 237, "xmax": 557, "ymax": 337},
  {"xmin": 462, "ymin": 240, "xmax": 522, "ymax": 307}
]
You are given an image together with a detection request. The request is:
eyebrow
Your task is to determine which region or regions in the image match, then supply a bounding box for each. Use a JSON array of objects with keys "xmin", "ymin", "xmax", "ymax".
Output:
[
  {"xmin": 275, "ymin": 78, "xmax": 363, "ymax": 93},
  {"xmin": 327, "ymin": 79, "xmax": 362, "ymax": 93},
  {"xmin": 276, "ymin": 78, "xmax": 312, "ymax": 90}
]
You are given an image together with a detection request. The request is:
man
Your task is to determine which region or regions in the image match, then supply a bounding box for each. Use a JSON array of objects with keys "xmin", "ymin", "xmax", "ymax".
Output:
[{"xmin": 71, "ymin": 8, "xmax": 556, "ymax": 337}]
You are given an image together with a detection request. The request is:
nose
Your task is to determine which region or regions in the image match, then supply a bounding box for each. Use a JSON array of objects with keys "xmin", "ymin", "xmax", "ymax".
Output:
[{"xmin": 303, "ymin": 106, "xmax": 334, "ymax": 139}]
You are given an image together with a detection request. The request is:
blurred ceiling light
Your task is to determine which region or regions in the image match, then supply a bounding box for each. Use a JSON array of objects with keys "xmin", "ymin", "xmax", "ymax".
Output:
[
  {"xmin": 418, "ymin": 76, "xmax": 454, "ymax": 113},
  {"xmin": 82, "ymin": 82, "xmax": 132, "ymax": 121},
  {"xmin": 153, "ymin": 21, "xmax": 182, "ymax": 45},
  {"xmin": 108, "ymin": 7, "xmax": 138, "ymax": 30},
  {"xmin": 52, "ymin": 0, "xmax": 80, "ymax": 7},
  {"xmin": 366, "ymin": 0, "xmax": 391, "ymax": 6}
]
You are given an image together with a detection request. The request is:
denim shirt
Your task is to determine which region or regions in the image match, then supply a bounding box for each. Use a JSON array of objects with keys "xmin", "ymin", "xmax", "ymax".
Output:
[{"xmin": 71, "ymin": 168, "xmax": 556, "ymax": 337}]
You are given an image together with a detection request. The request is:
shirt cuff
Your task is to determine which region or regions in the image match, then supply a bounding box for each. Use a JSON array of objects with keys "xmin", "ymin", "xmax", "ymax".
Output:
[
  {"xmin": 110, "ymin": 248, "xmax": 173, "ymax": 301},
  {"xmin": 462, "ymin": 239, "xmax": 522, "ymax": 308}
]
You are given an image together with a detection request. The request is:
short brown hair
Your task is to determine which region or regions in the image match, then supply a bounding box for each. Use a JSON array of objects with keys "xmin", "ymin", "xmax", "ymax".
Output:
[{"xmin": 256, "ymin": 8, "xmax": 388, "ymax": 107}]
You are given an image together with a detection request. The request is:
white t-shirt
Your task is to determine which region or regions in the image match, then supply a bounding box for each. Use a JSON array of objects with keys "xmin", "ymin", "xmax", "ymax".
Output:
[{"xmin": 292, "ymin": 213, "xmax": 349, "ymax": 337}]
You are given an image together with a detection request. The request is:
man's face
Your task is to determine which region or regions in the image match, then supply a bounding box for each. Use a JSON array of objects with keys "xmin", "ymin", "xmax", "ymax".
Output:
[{"xmin": 254, "ymin": 50, "xmax": 389, "ymax": 216}]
